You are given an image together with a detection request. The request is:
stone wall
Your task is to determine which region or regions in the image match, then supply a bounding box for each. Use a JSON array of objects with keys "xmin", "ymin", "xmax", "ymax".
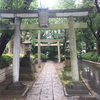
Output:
[{"xmin": 0, "ymin": 65, "xmax": 12, "ymax": 82}]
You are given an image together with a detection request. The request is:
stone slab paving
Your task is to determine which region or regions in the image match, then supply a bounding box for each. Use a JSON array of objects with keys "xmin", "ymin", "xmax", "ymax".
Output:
[{"xmin": 25, "ymin": 61, "xmax": 67, "ymax": 100}]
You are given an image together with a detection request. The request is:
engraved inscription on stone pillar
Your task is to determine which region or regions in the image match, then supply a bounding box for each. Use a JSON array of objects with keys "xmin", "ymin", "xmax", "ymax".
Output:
[{"xmin": 38, "ymin": 9, "xmax": 49, "ymax": 27}]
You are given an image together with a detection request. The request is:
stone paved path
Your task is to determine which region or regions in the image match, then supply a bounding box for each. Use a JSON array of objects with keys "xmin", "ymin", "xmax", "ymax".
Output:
[{"xmin": 25, "ymin": 61, "xmax": 67, "ymax": 100}]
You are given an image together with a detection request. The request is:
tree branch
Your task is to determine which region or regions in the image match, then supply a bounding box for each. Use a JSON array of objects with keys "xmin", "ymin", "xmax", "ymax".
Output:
[{"xmin": 83, "ymin": 17, "xmax": 98, "ymax": 41}]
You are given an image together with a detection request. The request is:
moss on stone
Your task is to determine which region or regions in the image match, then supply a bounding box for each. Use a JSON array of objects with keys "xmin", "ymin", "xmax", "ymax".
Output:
[
  {"xmin": 19, "ymin": 73, "xmax": 35, "ymax": 81},
  {"xmin": 64, "ymin": 67, "xmax": 71, "ymax": 71}
]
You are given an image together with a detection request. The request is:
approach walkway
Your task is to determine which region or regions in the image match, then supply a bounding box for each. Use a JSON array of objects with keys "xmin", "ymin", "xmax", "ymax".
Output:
[{"xmin": 25, "ymin": 60, "xmax": 67, "ymax": 100}]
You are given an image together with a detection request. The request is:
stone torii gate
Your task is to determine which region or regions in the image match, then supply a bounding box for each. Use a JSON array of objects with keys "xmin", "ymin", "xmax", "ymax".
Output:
[
  {"xmin": 0, "ymin": 9, "xmax": 88, "ymax": 92},
  {"xmin": 35, "ymin": 37, "xmax": 64, "ymax": 66}
]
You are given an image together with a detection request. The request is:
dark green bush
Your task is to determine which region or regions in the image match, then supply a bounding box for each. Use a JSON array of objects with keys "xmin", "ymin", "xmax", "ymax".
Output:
[
  {"xmin": 80, "ymin": 52, "xmax": 100, "ymax": 62},
  {"xmin": 61, "ymin": 54, "xmax": 66, "ymax": 61},
  {"xmin": 0, "ymin": 54, "xmax": 28, "ymax": 68},
  {"xmin": 54, "ymin": 54, "xmax": 66, "ymax": 61},
  {"xmin": 34, "ymin": 53, "xmax": 46, "ymax": 61},
  {"xmin": 55, "ymin": 55, "xmax": 58, "ymax": 59},
  {"xmin": 0, "ymin": 54, "xmax": 13, "ymax": 68},
  {"xmin": 98, "ymin": 56, "xmax": 100, "ymax": 62},
  {"xmin": 81, "ymin": 52, "xmax": 93, "ymax": 60},
  {"xmin": 91, "ymin": 52, "xmax": 98, "ymax": 62}
]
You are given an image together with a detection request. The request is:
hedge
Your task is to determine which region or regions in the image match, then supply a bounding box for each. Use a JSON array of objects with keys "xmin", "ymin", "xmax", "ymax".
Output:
[
  {"xmin": 80, "ymin": 52, "xmax": 100, "ymax": 63},
  {"xmin": 81, "ymin": 52, "xmax": 93, "ymax": 60},
  {"xmin": 55, "ymin": 54, "xmax": 66, "ymax": 61},
  {"xmin": 0, "ymin": 54, "xmax": 13, "ymax": 68},
  {"xmin": 34, "ymin": 53, "xmax": 46, "ymax": 61},
  {"xmin": 0, "ymin": 54, "xmax": 35, "ymax": 68}
]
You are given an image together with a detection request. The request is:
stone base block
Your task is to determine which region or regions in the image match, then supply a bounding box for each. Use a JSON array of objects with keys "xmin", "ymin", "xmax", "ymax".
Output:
[
  {"xmin": 64, "ymin": 66, "xmax": 71, "ymax": 71},
  {"xmin": 65, "ymin": 59, "xmax": 71, "ymax": 67},
  {"xmin": 65, "ymin": 81, "xmax": 89, "ymax": 95},
  {"xmin": 1, "ymin": 82, "xmax": 27, "ymax": 95},
  {"xmin": 19, "ymin": 73, "xmax": 35, "ymax": 81}
]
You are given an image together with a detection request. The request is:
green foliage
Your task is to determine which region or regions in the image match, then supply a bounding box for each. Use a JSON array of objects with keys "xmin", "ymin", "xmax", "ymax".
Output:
[
  {"xmin": 0, "ymin": 0, "xmax": 23, "ymax": 10},
  {"xmin": 80, "ymin": 52, "xmax": 100, "ymax": 62},
  {"xmin": 34, "ymin": 53, "xmax": 46, "ymax": 61},
  {"xmin": 41, "ymin": 53, "xmax": 46, "ymax": 61},
  {"xmin": 53, "ymin": 0, "xmax": 76, "ymax": 9},
  {"xmin": 75, "ymin": 0, "xmax": 100, "ymax": 54},
  {"xmin": 20, "ymin": 54, "xmax": 35, "ymax": 60},
  {"xmin": 80, "ymin": 52, "xmax": 93, "ymax": 60},
  {"xmin": 29, "ymin": 0, "xmax": 38, "ymax": 10},
  {"xmin": 20, "ymin": 54, "xmax": 24, "ymax": 58},
  {"xmin": 55, "ymin": 55, "xmax": 58, "ymax": 59},
  {"xmin": 91, "ymin": 52, "xmax": 98, "ymax": 62},
  {"xmin": 55, "ymin": 54, "xmax": 66, "ymax": 61},
  {"xmin": 0, "ymin": 53, "xmax": 35, "ymax": 68},
  {"xmin": 30, "ymin": 55, "xmax": 35, "ymax": 59},
  {"xmin": 61, "ymin": 54, "xmax": 66, "ymax": 61},
  {"xmin": 11, "ymin": 54, "xmax": 24, "ymax": 58},
  {"xmin": 0, "ymin": 54, "xmax": 13, "ymax": 68},
  {"xmin": 97, "ymin": 56, "xmax": 100, "ymax": 62},
  {"xmin": 0, "ymin": 18, "xmax": 13, "ymax": 29}
]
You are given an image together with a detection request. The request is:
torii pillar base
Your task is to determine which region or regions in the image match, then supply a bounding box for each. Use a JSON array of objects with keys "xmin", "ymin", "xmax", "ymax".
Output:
[
  {"xmin": 1, "ymin": 82, "xmax": 27, "ymax": 95},
  {"xmin": 64, "ymin": 81, "xmax": 89, "ymax": 96}
]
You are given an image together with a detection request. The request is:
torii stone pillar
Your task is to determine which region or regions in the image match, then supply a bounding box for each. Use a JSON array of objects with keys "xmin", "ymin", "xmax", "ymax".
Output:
[
  {"xmin": 58, "ymin": 41, "xmax": 61, "ymax": 63},
  {"xmin": 13, "ymin": 17, "xmax": 21, "ymax": 83},
  {"xmin": 68, "ymin": 17, "xmax": 79, "ymax": 82},
  {"xmin": 38, "ymin": 31, "xmax": 41, "ymax": 67}
]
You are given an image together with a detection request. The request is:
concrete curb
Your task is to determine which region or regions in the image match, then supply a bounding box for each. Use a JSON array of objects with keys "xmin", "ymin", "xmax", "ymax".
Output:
[
  {"xmin": 82, "ymin": 59, "xmax": 100, "ymax": 66},
  {"xmin": 80, "ymin": 71, "xmax": 96, "ymax": 97}
]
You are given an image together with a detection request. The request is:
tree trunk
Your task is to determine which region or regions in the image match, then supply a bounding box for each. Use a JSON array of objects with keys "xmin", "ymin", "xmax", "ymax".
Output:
[
  {"xmin": 86, "ymin": 43, "xmax": 90, "ymax": 53},
  {"xmin": 0, "ymin": 31, "xmax": 13, "ymax": 56},
  {"xmin": 20, "ymin": 31, "xmax": 26, "ymax": 54},
  {"xmin": 97, "ymin": 27, "xmax": 100, "ymax": 56},
  {"xmin": 8, "ymin": 35, "xmax": 14, "ymax": 55}
]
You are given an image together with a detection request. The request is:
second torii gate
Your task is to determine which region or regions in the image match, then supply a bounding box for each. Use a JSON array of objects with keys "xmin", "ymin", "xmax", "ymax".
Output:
[{"xmin": 35, "ymin": 37, "xmax": 64, "ymax": 67}]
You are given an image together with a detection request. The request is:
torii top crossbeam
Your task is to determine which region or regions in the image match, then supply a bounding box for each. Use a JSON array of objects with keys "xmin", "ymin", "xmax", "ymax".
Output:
[{"xmin": 0, "ymin": 8, "xmax": 88, "ymax": 19}]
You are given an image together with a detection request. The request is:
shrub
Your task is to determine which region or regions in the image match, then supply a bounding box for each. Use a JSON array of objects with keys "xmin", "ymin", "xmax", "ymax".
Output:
[
  {"xmin": 0, "ymin": 54, "xmax": 27, "ymax": 68},
  {"xmin": 98, "ymin": 56, "xmax": 100, "ymax": 62},
  {"xmin": 0, "ymin": 54, "xmax": 13, "ymax": 68},
  {"xmin": 80, "ymin": 52, "xmax": 100, "ymax": 62},
  {"xmin": 54, "ymin": 54, "xmax": 66, "ymax": 61},
  {"xmin": 55, "ymin": 55, "xmax": 58, "ymax": 59},
  {"xmin": 34, "ymin": 53, "xmax": 46, "ymax": 61},
  {"xmin": 10, "ymin": 54, "xmax": 24, "ymax": 58},
  {"xmin": 41, "ymin": 53, "xmax": 46, "ymax": 61},
  {"xmin": 30, "ymin": 55, "xmax": 35, "ymax": 59},
  {"xmin": 61, "ymin": 54, "xmax": 66, "ymax": 61},
  {"xmin": 91, "ymin": 52, "xmax": 98, "ymax": 62},
  {"xmin": 81, "ymin": 52, "xmax": 93, "ymax": 60},
  {"xmin": 20, "ymin": 54, "xmax": 23, "ymax": 58}
]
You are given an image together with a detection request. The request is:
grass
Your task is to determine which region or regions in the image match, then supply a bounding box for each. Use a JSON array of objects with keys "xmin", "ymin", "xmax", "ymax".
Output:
[{"xmin": 58, "ymin": 71, "xmax": 72, "ymax": 87}]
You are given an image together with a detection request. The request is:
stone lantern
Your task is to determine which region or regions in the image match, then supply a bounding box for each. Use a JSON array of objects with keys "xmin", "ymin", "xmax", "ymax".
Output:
[
  {"xmin": 64, "ymin": 40, "xmax": 71, "ymax": 70},
  {"xmin": 23, "ymin": 41, "xmax": 31, "ymax": 54},
  {"xmin": 62, "ymin": 40, "xmax": 72, "ymax": 80}
]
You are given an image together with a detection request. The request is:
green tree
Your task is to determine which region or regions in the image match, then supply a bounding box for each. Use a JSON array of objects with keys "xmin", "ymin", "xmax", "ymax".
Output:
[
  {"xmin": 0, "ymin": 0, "xmax": 37, "ymax": 56},
  {"xmin": 75, "ymin": 0, "xmax": 100, "ymax": 56}
]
